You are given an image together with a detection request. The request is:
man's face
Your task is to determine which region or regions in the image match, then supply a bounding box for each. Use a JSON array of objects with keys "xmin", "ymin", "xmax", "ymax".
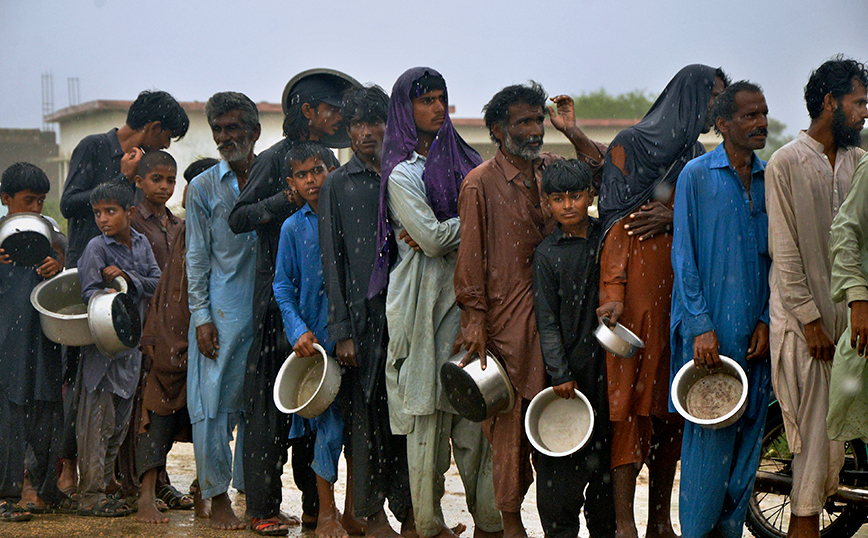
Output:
[
  {"xmin": 831, "ymin": 79, "xmax": 868, "ymax": 149},
  {"xmin": 702, "ymin": 76, "xmax": 728, "ymax": 133},
  {"xmin": 135, "ymin": 164, "xmax": 177, "ymax": 206},
  {"xmin": 348, "ymin": 117, "xmax": 386, "ymax": 162},
  {"xmin": 308, "ymin": 102, "xmax": 343, "ymax": 140},
  {"xmin": 287, "ymin": 157, "xmax": 328, "ymax": 206},
  {"xmin": 719, "ymin": 91, "xmax": 769, "ymax": 152},
  {"xmin": 1, "ymin": 189, "xmax": 46, "ymax": 214},
  {"xmin": 92, "ymin": 200, "xmax": 132, "ymax": 238},
  {"xmin": 498, "ymin": 102, "xmax": 545, "ymax": 161},
  {"xmin": 412, "ymin": 89, "xmax": 447, "ymax": 136},
  {"xmin": 211, "ymin": 110, "xmax": 259, "ymax": 163},
  {"xmin": 141, "ymin": 121, "xmax": 173, "ymax": 152}
]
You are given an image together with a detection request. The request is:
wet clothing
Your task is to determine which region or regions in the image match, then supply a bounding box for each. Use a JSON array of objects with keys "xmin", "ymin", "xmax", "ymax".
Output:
[
  {"xmin": 192, "ymin": 411, "xmax": 243, "ymax": 499},
  {"xmin": 136, "ymin": 408, "xmax": 190, "ymax": 478},
  {"xmin": 131, "ymin": 203, "xmax": 182, "ymax": 271},
  {"xmin": 670, "ymin": 144, "xmax": 771, "ymax": 538}
]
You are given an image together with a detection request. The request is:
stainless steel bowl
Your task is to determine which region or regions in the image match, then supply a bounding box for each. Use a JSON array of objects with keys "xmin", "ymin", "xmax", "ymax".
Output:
[
  {"xmin": 0, "ymin": 212, "xmax": 53, "ymax": 266},
  {"xmin": 273, "ymin": 343, "xmax": 342, "ymax": 419},
  {"xmin": 440, "ymin": 351, "xmax": 515, "ymax": 422},
  {"xmin": 671, "ymin": 355, "xmax": 748, "ymax": 429},
  {"xmin": 525, "ymin": 387, "xmax": 595, "ymax": 457},
  {"xmin": 30, "ymin": 269, "xmax": 93, "ymax": 346},
  {"xmin": 87, "ymin": 277, "xmax": 141, "ymax": 358},
  {"xmin": 594, "ymin": 318, "xmax": 645, "ymax": 358}
]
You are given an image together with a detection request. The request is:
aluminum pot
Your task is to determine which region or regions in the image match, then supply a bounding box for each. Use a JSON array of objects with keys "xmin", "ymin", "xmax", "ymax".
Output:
[
  {"xmin": 0, "ymin": 212, "xmax": 53, "ymax": 266},
  {"xmin": 273, "ymin": 343, "xmax": 342, "ymax": 419},
  {"xmin": 671, "ymin": 355, "xmax": 748, "ymax": 429},
  {"xmin": 594, "ymin": 318, "xmax": 645, "ymax": 358},
  {"xmin": 440, "ymin": 351, "xmax": 515, "ymax": 423},
  {"xmin": 525, "ymin": 387, "xmax": 595, "ymax": 457},
  {"xmin": 87, "ymin": 277, "xmax": 142, "ymax": 358},
  {"xmin": 30, "ymin": 268, "xmax": 93, "ymax": 346}
]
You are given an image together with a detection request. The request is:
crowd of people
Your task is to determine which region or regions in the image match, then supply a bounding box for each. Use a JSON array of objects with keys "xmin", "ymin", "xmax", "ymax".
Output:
[{"xmin": 1, "ymin": 55, "xmax": 867, "ymax": 538}]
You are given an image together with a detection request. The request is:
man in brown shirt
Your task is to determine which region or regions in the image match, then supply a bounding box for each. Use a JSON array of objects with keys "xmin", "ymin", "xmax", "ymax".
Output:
[
  {"xmin": 454, "ymin": 82, "xmax": 605, "ymax": 538},
  {"xmin": 132, "ymin": 150, "xmax": 182, "ymax": 270}
]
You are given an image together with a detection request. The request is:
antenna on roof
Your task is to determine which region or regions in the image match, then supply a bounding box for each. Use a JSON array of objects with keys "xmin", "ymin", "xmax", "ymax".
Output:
[
  {"xmin": 41, "ymin": 71, "xmax": 55, "ymax": 132},
  {"xmin": 68, "ymin": 77, "xmax": 80, "ymax": 107}
]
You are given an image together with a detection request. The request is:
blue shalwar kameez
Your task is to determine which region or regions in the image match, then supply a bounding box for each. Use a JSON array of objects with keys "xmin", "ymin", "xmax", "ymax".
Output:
[
  {"xmin": 186, "ymin": 161, "xmax": 257, "ymax": 499},
  {"xmin": 670, "ymin": 144, "xmax": 772, "ymax": 538}
]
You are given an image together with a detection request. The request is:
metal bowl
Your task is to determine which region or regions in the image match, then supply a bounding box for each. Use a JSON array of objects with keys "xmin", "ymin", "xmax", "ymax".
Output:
[
  {"xmin": 595, "ymin": 318, "xmax": 645, "ymax": 358},
  {"xmin": 30, "ymin": 269, "xmax": 93, "ymax": 346},
  {"xmin": 0, "ymin": 212, "xmax": 53, "ymax": 266},
  {"xmin": 525, "ymin": 387, "xmax": 595, "ymax": 457},
  {"xmin": 87, "ymin": 277, "xmax": 141, "ymax": 358},
  {"xmin": 671, "ymin": 355, "xmax": 748, "ymax": 429},
  {"xmin": 281, "ymin": 68, "xmax": 362, "ymax": 149},
  {"xmin": 440, "ymin": 350, "xmax": 515, "ymax": 422},
  {"xmin": 273, "ymin": 343, "xmax": 342, "ymax": 419}
]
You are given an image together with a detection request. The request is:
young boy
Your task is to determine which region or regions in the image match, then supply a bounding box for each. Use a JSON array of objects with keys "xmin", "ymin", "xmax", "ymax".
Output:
[
  {"xmin": 0, "ymin": 163, "xmax": 68, "ymax": 522},
  {"xmin": 531, "ymin": 159, "xmax": 616, "ymax": 538},
  {"xmin": 273, "ymin": 142, "xmax": 364, "ymax": 538},
  {"xmin": 132, "ymin": 150, "xmax": 181, "ymax": 270},
  {"xmin": 76, "ymin": 180, "xmax": 160, "ymax": 516}
]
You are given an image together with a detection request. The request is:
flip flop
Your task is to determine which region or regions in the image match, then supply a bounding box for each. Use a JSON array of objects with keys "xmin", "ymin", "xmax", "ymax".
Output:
[
  {"xmin": 76, "ymin": 497, "xmax": 131, "ymax": 517},
  {"xmin": 0, "ymin": 500, "xmax": 33, "ymax": 522},
  {"xmin": 251, "ymin": 517, "xmax": 289, "ymax": 536},
  {"xmin": 156, "ymin": 484, "xmax": 194, "ymax": 510}
]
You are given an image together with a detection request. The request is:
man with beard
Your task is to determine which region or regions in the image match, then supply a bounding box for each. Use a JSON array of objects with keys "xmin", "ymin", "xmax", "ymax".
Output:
[
  {"xmin": 186, "ymin": 91, "xmax": 259, "ymax": 531},
  {"xmin": 319, "ymin": 85, "xmax": 414, "ymax": 538},
  {"xmin": 766, "ymin": 56, "xmax": 868, "ymax": 538},
  {"xmin": 454, "ymin": 82, "xmax": 608, "ymax": 538},
  {"xmin": 229, "ymin": 71, "xmax": 355, "ymax": 535}
]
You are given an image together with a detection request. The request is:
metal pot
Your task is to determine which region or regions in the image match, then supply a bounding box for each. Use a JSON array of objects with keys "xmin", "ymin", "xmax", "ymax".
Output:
[
  {"xmin": 273, "ymin": 343, "xmax": 342, "ymax": 419},
  {"xmin": 87, "ymin": 277, "xmax": 141, "ymax": 358},
  {"xmin": 525, "ymin": 387, "xmax": 595, "ymax": 457},
  {"xmin": 281, "ymin": 69, "xmax": 362, "ymax": 149},
  {"xmin": 0, "ymin": 212, "xmax": 53, "ymax": 266},
  {"xmin": 440, "ymin": 350, "xmax": 515, "ymax": 422},
  {"xmin": 671, "ymin": 355, "xmax": 748, "ymax": 429},
  {"xmin": 594, "ymin": 318, "xmax": 645, "ymax": 358},
  {"xmin": 30, "ymin": 269, "xmax": 93, "ymax": 346}
]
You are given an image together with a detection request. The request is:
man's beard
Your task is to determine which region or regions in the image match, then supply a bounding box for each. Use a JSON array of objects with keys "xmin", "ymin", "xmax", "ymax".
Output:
[
  {"xmin": 831, "ymin": 105, "xmax": 863, "ymax": 149},
  {"xmin": 503, "ymin": 131, "xmax": 543, "ymax": 161},
  {"xmin": 218, "ymin": 134, "xmax": 255, "ymax": 163}
]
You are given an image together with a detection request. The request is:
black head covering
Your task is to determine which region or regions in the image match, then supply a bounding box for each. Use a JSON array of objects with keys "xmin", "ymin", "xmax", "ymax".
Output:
[{"xmin": 598, "ymin": 64, "xmax": 719, "ymax": 236}]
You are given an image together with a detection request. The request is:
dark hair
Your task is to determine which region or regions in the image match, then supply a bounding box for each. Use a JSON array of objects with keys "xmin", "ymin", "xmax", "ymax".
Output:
[
  {"xmin": 1, "ymin": 162, "xmax": 50, "ymax": 196},
  {"xmin": 483, "ymin": 82, "xmax": 548, "ymax": 145},
  {"xmin": 205, "ymin": 91, "xmax": 260, "ymax": 131},
  {"xmin": 126, "ymin": 90, "xmax": 190, "ymax": 140},
  {"xmin": 409, "ymin": 71, "xmax": 447, "ymax": 100},
  {"xmin": 283, "ymin": 99, "xmax": 319, "ymax": 140},
  {"xmin": 184, "ymin": 157, "xmax": 219, "ymax": 182},
  {"xmin": 805, "ymin": 55, "xmax": 868, "ymax": 120},
  {"xmin": 137, "ymin": 150, "xmax": 177, "ymax": 178},
  {"xmin": 711, "ymin": 81, "xmax": 764, "ymax": 135},
  {"xmin": 342, "ymin": 85, "xmax": 389, "ymax": 125},
  {"xmin": 285, "ymin": 142, "xmax": 334, "ymax": 174},
  {"xmin": 715, "ymin": 67, "xmax": 732, "ymax": 88},
  {"xmin": 542, "ymin": 159, "xmax": 592, "ymax": 195},
  {"xmin": 90, "ymin": 180, "xmax": 135, "ymax": 210}
]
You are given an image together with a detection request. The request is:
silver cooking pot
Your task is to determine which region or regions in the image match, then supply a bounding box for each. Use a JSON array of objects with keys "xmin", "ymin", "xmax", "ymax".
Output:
[
  {"xmin": 87, "ymin": 276, "xmax": 142, "ymax": 358},
  {"xmin": 0, "ymin": 212, "xmax": 53, "ymax": 266},
  {"xmin": 594, "ymin": 317, "xmax": 645, "ymax": 358},
  {"xmin": 440, "ymin": 350, "xmax": 515, "ymax": 422},
  {"xmin": 30, "ymin": 269, "xmax": 93, "ymax": 346}
]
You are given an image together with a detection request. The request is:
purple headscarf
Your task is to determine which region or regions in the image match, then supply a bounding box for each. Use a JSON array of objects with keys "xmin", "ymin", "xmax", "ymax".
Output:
[{"xmin": 368, "ymin": 67, "xmax": 482, "ymax": 298}]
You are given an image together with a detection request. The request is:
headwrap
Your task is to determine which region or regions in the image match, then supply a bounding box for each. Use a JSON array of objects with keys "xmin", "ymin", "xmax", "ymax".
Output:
[
  {"xmin": 368, "ymin": 67, "xmax": 482, "ymax": 298},
  {"xmin": 598, "ymin": 64, "xmax": 719, "ymax": 236}
]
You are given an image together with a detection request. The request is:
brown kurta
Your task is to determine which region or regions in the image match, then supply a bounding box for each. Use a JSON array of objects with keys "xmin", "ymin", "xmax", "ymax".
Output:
[{"xmin": 131, "ymin": 203, "xmax": 182, "ymax": 270}]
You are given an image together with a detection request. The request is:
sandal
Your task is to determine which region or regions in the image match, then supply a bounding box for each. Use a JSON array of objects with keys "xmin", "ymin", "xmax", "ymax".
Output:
[
  {"xmin": 51, "ymin": 495, "xmax": 80, "ymax": 514},
  {"xmin": 156, "ymin": 484, "xmax": 194, "ymax": 510},
  {"xmin": 77, "ymin": 497, "xmax": 132, "ymax": 517},
  {"xmin": 0, "ymin": 500, "xmax": 33, "ymax": 522},
  {"xmin": 251, "ymin": 517, "xmax": 289, "ymax": 536}
]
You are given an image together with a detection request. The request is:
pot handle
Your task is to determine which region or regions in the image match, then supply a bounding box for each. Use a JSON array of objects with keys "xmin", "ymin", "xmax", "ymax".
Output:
[{"xmin": 109, "ymin": 276, "xmax": 128, "ymax": 294}]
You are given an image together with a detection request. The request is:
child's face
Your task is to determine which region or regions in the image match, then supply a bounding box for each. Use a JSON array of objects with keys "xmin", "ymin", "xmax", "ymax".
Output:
[
  {"xmin": 92, "ymin": 200, "xmax": 133, "ymax": 238},
  {"xmin": 1, "ymin": 189, "xmax": 47, "ymax": 215},
  {"xmin": 547, "ymin": 190, "xmax": 589, "ymax": 229},
  {"xmin": 287, "ymin": 157, "xmax": 328, "ymax": 206},
  {"xmin": 135, "ymin": 164, "xmax": 176, "ymax": 206}
]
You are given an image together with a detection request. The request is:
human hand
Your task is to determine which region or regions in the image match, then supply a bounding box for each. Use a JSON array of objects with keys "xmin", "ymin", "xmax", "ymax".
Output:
[
  {"xmin": 693, "ymin": 330, "xmax": 721, "ymax": 368},
  {"xmin": 596, "ymin": 301, "xmax": 624, "ymax": 327},
  {"xmin": 804, "ymin": 319, "xmax": 835, "ymax": 362},
  {"xmin": 293, "ymin": 330, "xmax": 319, "ymax": 358},
  {"xmin": 37, "ymin": 256, "xmax": 61, "ymax": 278},
  {"xmin": 746, "ymin": 321, "xmax": 769, "ymax": 360},
  {"xmin": 196, "ymin": 323, "xmax": 220, "ymax": 360},
  {"xmin": 624, "ymin": 202, "xmax": 673, "ymax": 241},
  {"xmin": 0, "ymin": 248, "xmax": 10, "ymax": 264},
  {"xmin": 102, "ymin": 265, "xmax": 130, "ymax": 284},
  {"xmin": 398, "ymin": 229, "xmax": 421, "ymax": 252},
  {"xmin": 121, "ymin": 147, "xmax": 144, "ymax": 180},
  {"xmin": 454, "ymin": 323, "xmax": 488, "ymax": 370},
  {"xmin": 850, "ymin": 301, "xmax": 868, "ymax": 356},
  {"xmin": 547, "ymin": 95, "xmax": 577, "ymax": 134},
  {"xmin": 335, "ymin": 338, "xmax": 358, "ymax": 367},
  {"xmin": 553, "ymin": 380, "xmax": 578, "ymax": 399}
]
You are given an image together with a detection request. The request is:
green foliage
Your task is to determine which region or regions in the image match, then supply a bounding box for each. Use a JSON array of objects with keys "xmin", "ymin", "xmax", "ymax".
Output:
[
  {"xmin": 572, "ymin": 88, "xmax": 657, "ymax": 119},
  {"xmin": 756, "ymin": 118, "xmax": 793, "ymax": 161}
]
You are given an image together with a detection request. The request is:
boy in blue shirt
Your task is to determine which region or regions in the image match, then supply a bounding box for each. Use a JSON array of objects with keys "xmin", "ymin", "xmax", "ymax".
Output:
[
  {"xmin": 274, "ymin": 142, "xmax": 363, "ymax": 538},
  {"xmin": 531, "ymin": 159, "xmax": 616, "ymax": 538},
  {"xmin": 76, "ymin": 180, "xmax": 161, "ymax": 516}
]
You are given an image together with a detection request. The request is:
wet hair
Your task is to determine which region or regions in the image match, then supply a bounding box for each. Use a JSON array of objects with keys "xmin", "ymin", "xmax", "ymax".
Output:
[
  {"xmin": 542, "ymin": 159, "xmax": 593, "ymax": 195},
  {"xmin": 1, "ymin": 162, "xmax": 50, "ymax": 196},
  {"xmin": 205, "ymin": 91, "xmax": 260, "ymax": 131},
  {"xmin": 90, "ymin": 180, "xmax": 135, "ymax": 210},
  {"xmin": 126, "ymin": 90, "xmax": 190, "ymax": 140},
  {"xmin": 805, "ymin": 55, "xmax": 868, "ymax": 120},
  {"xmin": 483, "ymin": 82, "xmax": 548, "ymax": 145},
  {"xmin": 283, "ymin": 99, "xmax": 319, "ymax": 140},
  {"xmin": 285, "ymin": 141, "xmax": 334, "ymax": 174},
  {"xmin": 409, "ymin": 71, "xmax": 447, "ymax": 100},
  {"xmin": 137, "ymin": 150, "xmax": 177, "ymax": 178},
  {"xmin": 711, "ymin": 81, "xmax": 764, "ymax": 135},
  {"xmin": 342, "ymin": 85, "xmax": 389, "ymax": 125},
  {"xmin": 183, "ymin": 157, "xmax": 219, "ymax": 182},
  {"xmin": 716, "ymin": 67, "xmax": 731, "ymax": 88}
]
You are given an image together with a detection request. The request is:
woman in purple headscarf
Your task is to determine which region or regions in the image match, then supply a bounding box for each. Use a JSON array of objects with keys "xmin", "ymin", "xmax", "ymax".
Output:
[{"xmin": 374, "ymin": 67, "xmax": 502, "ymax": 538}]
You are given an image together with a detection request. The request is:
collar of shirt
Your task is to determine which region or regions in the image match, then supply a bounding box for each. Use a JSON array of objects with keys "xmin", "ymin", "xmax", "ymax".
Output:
[
  {"xmin": 345, "ymin": 153, "xmax": 380, "ymax": 177},
  {"xmin": 552, "ymin": 218, "xmax": 600, "ymax": 243},
  {"xmin": 135, "ymin": 202, "xmax": 177, "ymax": 223},
  {"xmin": 107, "ymin": 128, "xmax": 124, "ymax": 160},
  {"xmin": 100, "ymin": 226, "xmax": 147, "ymax": 249},
  {"xmin": 217, "ymin": 159, "xmax": 237, "ymax": 183},
  {"xmin": 495, "ymin": 148, "xmax": 543, "ymax": 185},
  {"xmin": 796, "ymin": 130, "xmax": 827, "ymax": 157},
  {"xmin": 708, "ymin": 142, "xmax": 766, "ymax": 179}
]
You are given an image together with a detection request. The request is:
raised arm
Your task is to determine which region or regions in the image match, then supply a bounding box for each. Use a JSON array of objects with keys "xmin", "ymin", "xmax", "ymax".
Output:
[{"xmin": 228, "ymin": 150, "xmax": 297, "ymax": 234}]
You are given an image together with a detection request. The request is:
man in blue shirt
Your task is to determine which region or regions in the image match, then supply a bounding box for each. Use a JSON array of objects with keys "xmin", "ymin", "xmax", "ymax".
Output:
[{"xmin": 670, "ymin": 81, "xmax": 772, "ymax": 538}]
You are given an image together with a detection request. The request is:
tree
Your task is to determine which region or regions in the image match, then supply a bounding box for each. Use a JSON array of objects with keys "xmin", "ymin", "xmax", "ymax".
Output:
[
  {"xmin": 756, "ymin": 118, "xmax": 792, "ymax": 161},
  {"xmin": 572, "ymin": 88, "xmax": 657, "ymax": 119}
]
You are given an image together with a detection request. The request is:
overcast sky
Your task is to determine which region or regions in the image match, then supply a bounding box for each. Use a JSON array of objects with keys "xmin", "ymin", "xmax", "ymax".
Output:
[{"xmin": 2, "ymin": 0, "xmax": 866, "ymax": 137}]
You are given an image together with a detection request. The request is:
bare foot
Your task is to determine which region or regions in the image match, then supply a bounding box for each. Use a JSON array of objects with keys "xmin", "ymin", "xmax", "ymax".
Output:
[
  {"xmin": 280, "ymin": 511, "xmax": 301, "ymax": 526},
  {"xmin": 502, "ymin": 512, "xmax": 527, "ymax": 538},
  {"xmin": 342, "ymin": 510, "xmax": 368, "ymax": 535},
  {"xmin": 57, "ymin": 458, "xmax": 78, "ymax": 495},
  {"xmin": 192, "ymin": 483, "xmax": 211, "ymax": 519},
  {"xmin": 303, "ymin": 512, "xmax": 318, "ymax": 527},
  {"xmin": 209, "ymin": 492, "xmax": 244, "ymax": 530},
  {"xmin": 400, "ymin": 517, "xmax": 418, "ymax": 538},
  {"xmin": 317, "ymin": 512, "xmax": 350, "ymax": 538},
  {"xmin": 618, "ymin": 527, "xmax": 640, "ymax": 538},
  {"xmin": 136, "ymin": 498, "xmax": 169, "ymax": 524},
  {"xmin": 474, "ymin": 530, "xmax": 503, "ymax": 538},
  {"xmin": 367, "ymin": 509, "xmax": 402, "ymax": 538}
]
